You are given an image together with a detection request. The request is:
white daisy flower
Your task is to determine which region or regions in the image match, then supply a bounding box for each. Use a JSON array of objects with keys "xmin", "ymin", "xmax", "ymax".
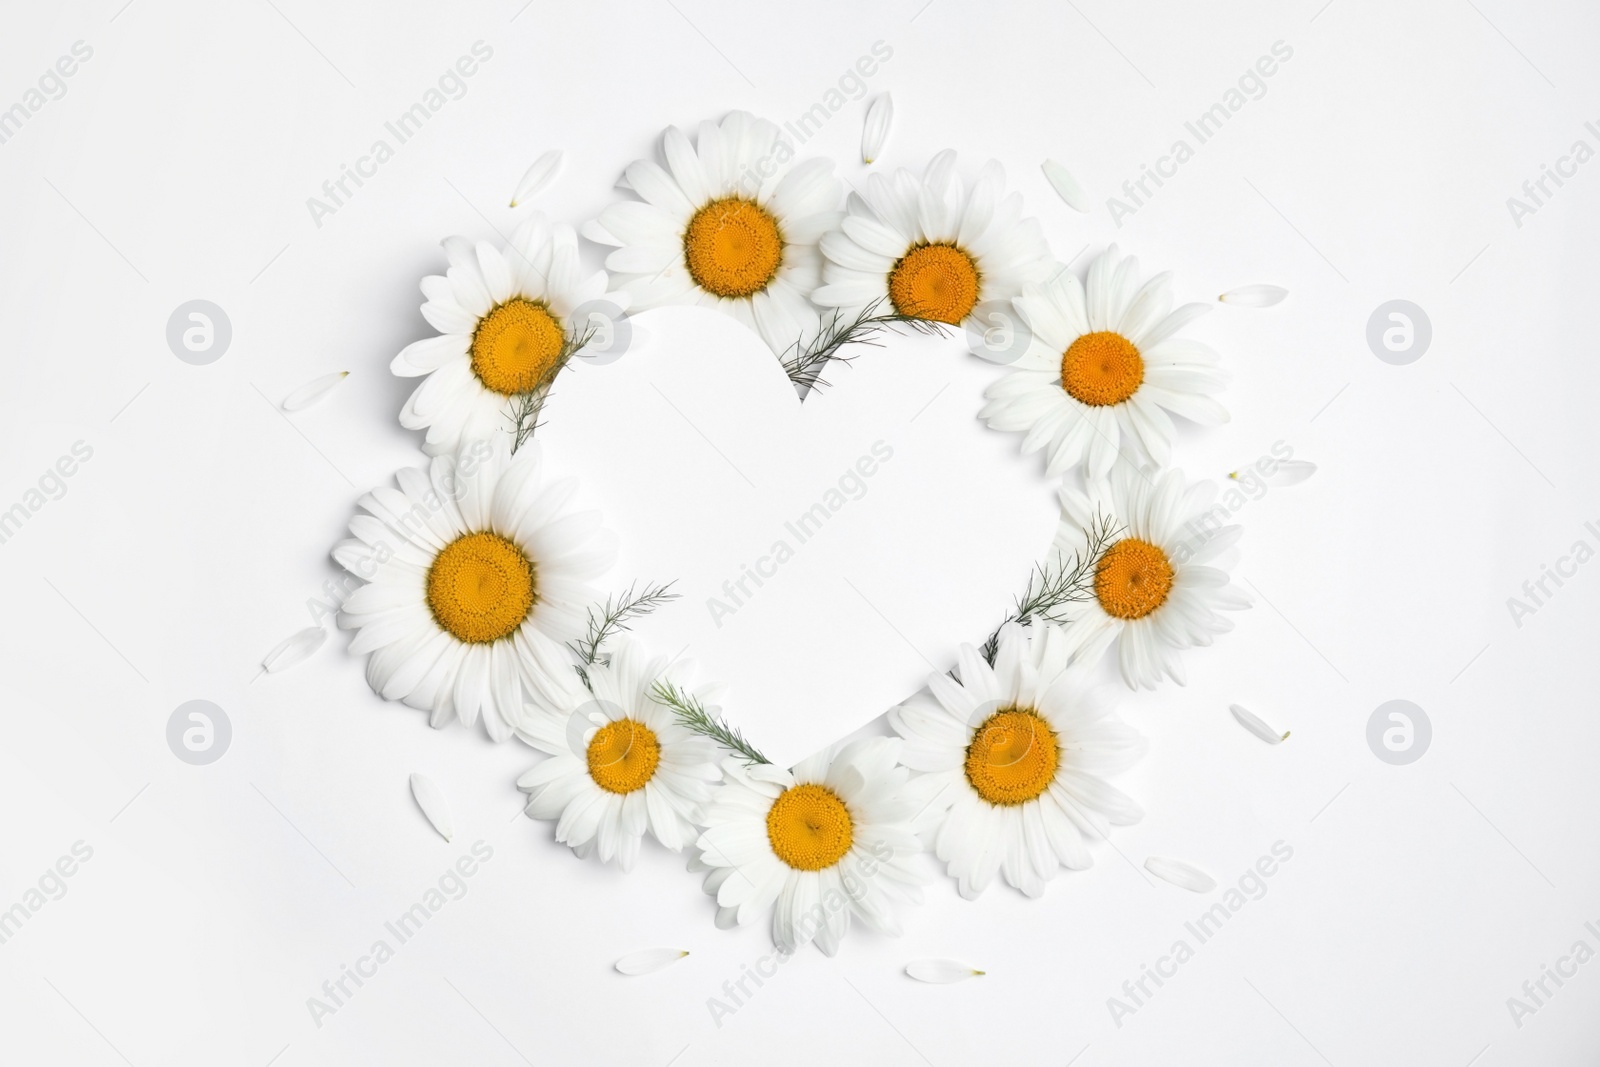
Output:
[
  {"xmin": 1057, "ymin": 464, "xmax": 1251, "ymax": 689},
  {"xmin": 889, "ymin": 622, "xmax": 1145, "ymax": 900},
  {"xmin": 333, "ymin": 441, "xmax": 615, "ymax": 741},
  {"xmin": 583, "ymin": 111, "xmax": 843, "ymax": 358},
  {"xmin": 812, "ymin": 149, "xmax": 1052, "ymax": 326},
  {"xmin": 693, "ymin": 739, "xmax": 924, "ymax": 956},
  {"xmin": 393, "ymin": 213, "xmax": 624, "ymax": 457},
  {"xmin": 515, "ymin": 638, "xmax": 721, "ymax": 870},
  {"xmin": 980, "ymin": 245, "xmax": 1228, "ymax": 479}
]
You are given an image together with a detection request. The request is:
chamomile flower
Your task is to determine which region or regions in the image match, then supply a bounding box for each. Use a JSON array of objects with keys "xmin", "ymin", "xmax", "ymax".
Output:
[
  {"xmin": 980, "ymin": 245, "xmax": 1228, "ymax": 479},
  {"xmin": 583, "ymin": 111, "xmax": 843, "ymax": 358},
  {"xmin": 515, "ymin": 639, "xmax": 721, "ymax": 870},
  {"xmin": 1057, "ymin": 464, "xmax": 1250, "ymax": 689},
  {"xmin": 332, "ymin": 440, "xmax": 615, "ymax": 741},
  {"xmin": 890, "ymin": 622, "xmax": 1145, "ymax": 899},
  {"xmin": 693, "ymin": 740, "xmax": 924, "ymax": 956},
  {"xmin": 393, "ymin": 213, "xmax": 624, "ymax": 456},
  {"xmin": 812, "ymin": 149, "xmax": 1052, "ymax": 326}
]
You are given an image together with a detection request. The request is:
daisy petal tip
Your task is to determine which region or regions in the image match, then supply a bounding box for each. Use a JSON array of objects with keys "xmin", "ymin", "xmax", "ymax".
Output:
[
  {"xmin": 1144, "ymin": 856, "xmax": 1217, "ymax": 893},
  {"xmin": 282, "ymin": 371, "xmax": 350, "ymax": 411},
  {"xmin": 862, "ymin": 93, "xmax": 894, "ymax": 164},
  {"xmin": 615, "ymin": 948, "xmax": 690, "ymax": 976},
  {"xmin": 409, "ymin": 773, "xmax": 454, "ymax": 842},
  {"xmin": 510, "ymin": 149, "xmax": 564, "ymax": 208},
  {"xmin": 1219, "ymin": 284, "xmax": 1289, "ymax": 307},
  {"xmin": 905, "ymin": 959, "xmax": 984, "ymax": 984},
  {"xmin": 262, "ymin": 625, "xmax": 326, "ymax": 672},
  {"xmin": 1041, "ymin": 159, "xmax": 1090, "ymax": 213},
  {"xmin": 1229, "ymin": 703, "xmax": 1288, "ymax": 745}
]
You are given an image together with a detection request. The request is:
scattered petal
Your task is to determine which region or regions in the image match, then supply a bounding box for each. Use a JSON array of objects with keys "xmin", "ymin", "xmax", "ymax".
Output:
[
  {"xmin": 1267, "ymin": 460, "xmax": 1316, "ymax": 486},
  {"xmin": 862, "ymin": 94, "xmax": 893, "ymax": 164},
  {"xmin": 262, "ymin": 626, "xmax": 326, "ymax": 672},
  {"xmin": 905, "ymin": 959, "xmax": 985, "ymax": 984},
  {"xmin": 409, "ymin": 773, "xmax": 453, "ymax": 842},
  {"xmin": 1228, "ymin": 460, "xmax": 1315, "ymax": 487},
  {"xmin": 1041, "ymin": 159, "xmax": 1090, "ymax": 213},
  {"xmin": 1230, "ymin": 703, "xmax": 1289, "ymax": 744},
  {"xmin": 282, "ymin": 371, "xmax": 349, "ymax": 412},
  {"xmin": 1219, "ymin": 284, "xmax": 1288, "ymax": 307},
  {"xmin": 615, "ymin": 949, "xmax": 689, "ymax": 975},
  {"xmin": 510, "ymin": 149, "xmax": 564, "ymax": 207},
  {"xmin": 1145, "ymin": 856, "xmax": 1217, "ymax": 893}
]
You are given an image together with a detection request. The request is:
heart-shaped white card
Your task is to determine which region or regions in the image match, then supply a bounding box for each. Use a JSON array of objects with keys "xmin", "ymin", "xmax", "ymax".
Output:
[{"xmin": 537, "ymin": 307, "xmax": 1058, "ymax": 767}]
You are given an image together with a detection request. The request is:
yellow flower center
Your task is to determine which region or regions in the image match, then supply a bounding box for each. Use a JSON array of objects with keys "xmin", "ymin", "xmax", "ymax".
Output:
[
  {"xmin": 683, "ymin": 197, "xmax": 784, "ymax": 298},
  {"xmin": 964, "ymin": 707, "xmax": 1059, "ymax": 805},
  {"xmin": 1095, "ymin": 538, "xmax": 1174, "ymax": 619},
  {"xmin": 1060, "ymin": 331, "xmax": 1145, "ymax": 406},
  {"xmin": 470, "ymin": 297, "xmax": 565, "ymax": 396},
  {"xmin": 887, "ymin": 243, "xmax": 980, "ymax": 324},
  {"xmin": 765, "ymin": 783, "xmax": 854, "ymax": 871},
  {"xmin": 425, "ymin": 532, "xmax": 536, "ymax": 643},
  {"xmin": 586, "ymin": 718, "xmax": 662, "ymax": 795}
]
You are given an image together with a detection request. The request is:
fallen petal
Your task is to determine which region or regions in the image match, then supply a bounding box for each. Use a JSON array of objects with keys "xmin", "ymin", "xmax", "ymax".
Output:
[
  {"xmin": 1219, "ymin": 284, "xmax": 1288, "ymax": 307},
  {"xmin": 1041, "ymin": 159, "xmax": 1090, "ymax": 213},
  {"xmin": 1145, "ymin": 856, "xmax": 1217, "ymax": 893},
  {"xmin": 862, "ymin": 94, "xmax": 893, "ymax": 164},
  {"xmin": 409, "ymin": 773, "xmax": 453, "ymax": 842},
  {"xmin": 510, "ymin": 149, "xmax": 564, "ymax": 207},
  {"xmin": 1229, "ymin": 460, "xmax": 1316, "ymax": 487},
  {"xmin": 262, "ymin": 626, "xmax": 326, "ymax": 672},
  {"xmin": 615, "ymin": 949, "xmax": 689, "ymax": 975},
  {"xmin": 1267, "ymin": 460, "xmax": 1316, "ymax": 486},
  {"xmin": 905, "ymin": 959, "xmax": 984, "ymax": 983},
  {"xmin": 282, "ymin": 371, "xmax": 348, "ymax": 412},
  {"xmin": 1230, "ymin": 703, "xmax": 1289, "ymax": 744}
]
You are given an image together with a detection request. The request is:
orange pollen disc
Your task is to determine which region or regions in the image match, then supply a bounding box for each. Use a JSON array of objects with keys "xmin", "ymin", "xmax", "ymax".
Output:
[
  {"xmin": 1094, "ymin": 537, "xmax": 1174, "ymax": 620},
  {"xmin": 683, "ymin": 197, "xmax": 784, "ymax": 298},
  {"xmin": 425, "ymin": 531, "xmax": 536, "ymax": 643},
  {"xmin": 887, "ymin": 243, "xmax": 980, "ymax": 324},
  {"xmin": 765, "ymin": 783, "xmax": 854, "ymax": 871},
  {"xmin": 1060, "ymin": 331, "xmax": 1145, "ymax": 406},
  {"xmin": 586, "ymin": 718, "xmax": 662, "ymax": 794},
  {"xmin": 470, "ymin": 298, "xmax": 565, "ymax": 396},
  {"xmin": 964, "ymin": 706, "xmax": 1060, "ymax": 805}
]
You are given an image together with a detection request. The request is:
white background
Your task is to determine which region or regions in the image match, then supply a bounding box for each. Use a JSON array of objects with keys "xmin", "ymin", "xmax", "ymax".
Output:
[{"xmin": 2, "ymin": 0, "xmax": 1598, "ymax": 1064}]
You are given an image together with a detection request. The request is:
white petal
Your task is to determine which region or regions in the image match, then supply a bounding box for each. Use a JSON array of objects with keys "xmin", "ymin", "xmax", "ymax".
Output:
[
  {"xmin": 409, "ymin": 773, "xmax": 454, "ymax": 842},
  {"xmin": 615, "ymin": 948, "xmax": 689, "ymax": 975},
  {"xmin": 1218, "ymin": 284, "xmax": 1288, "ymax": 307},
  {"xmin": 262, "ymin": 626, "xmax": 326, "ymax": 672},
  {"xmin": 282, "ymin": 371, "xmax": 349, "ymax": 412},
  {"xmin": 511, "ymin": 149, "xmax": 564, "ymax": 207},
  {"xmin": 1264, "ymin": 460, "xmax": 1316, "ymax": 486},
  {"xmin": 1041, "ymin": 159, "xmax": 1090, "ymax": 213},
  {"xmin": 862, "ymin": 93, "xmax": 893, "ymax": 164},
  {"xmin": 1230, "ymin": 703, "xmax": 1289, "ymax": 744},
  {"xmin": 905, "ymin": 959, "xmax": 985, "ymax": 984},
  {"xmin": 1144, "ymin": 856, "xmax": 1216, "ymax": 892}
]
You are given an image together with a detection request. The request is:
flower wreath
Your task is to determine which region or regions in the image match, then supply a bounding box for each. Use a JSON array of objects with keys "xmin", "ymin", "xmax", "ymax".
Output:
[{"xmin": 327, "ymin": 111, "xmax": 1254, "ymax": 958}]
